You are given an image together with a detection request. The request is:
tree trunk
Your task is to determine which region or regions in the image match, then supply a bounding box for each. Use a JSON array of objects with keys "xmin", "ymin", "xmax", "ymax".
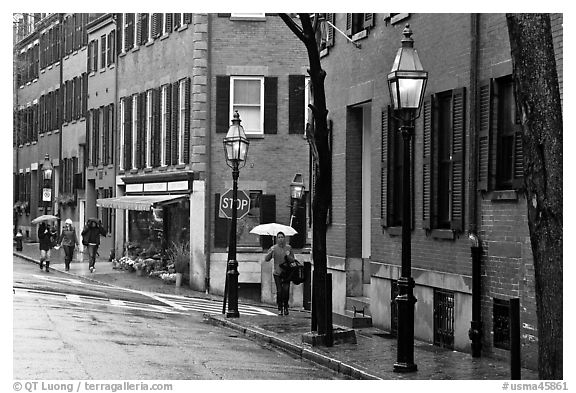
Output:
[{"xmin": 506, "ymin": 14, "xmax": 563, "ymax": 380}]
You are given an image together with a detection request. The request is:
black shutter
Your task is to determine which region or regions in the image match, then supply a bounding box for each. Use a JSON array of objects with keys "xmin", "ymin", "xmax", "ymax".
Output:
[
  {"xmin": 125, "ymin": 13, "xmax": 134, "ymax": 51},
  {"xmin": 85, "ymin": 110, "xmax": 91, "ymax": 166},
  {"xmin": 363, "ymin": 13, "xmax": 374, "ymax": 29},
  {"xmin": 264, "ymin": 77, "xmax": 277, "ymax": 134},
  {"xmin": 109, "ymin": 30, "xmax": 115, "ymax": 64},
  {"xmin": 87, "ymin": 40, "xmax": 92, "ymax": 73},
  {"xmin": 511, "ymin": 92, "xmax": 524, "ymax": 189},
  {"xmin": 216, "ymin": 76, "xmax": 230, "ymax": 133},
  {"xmin": 259, "ymin": 194, "xmax": 276, "ymax": 250},
  {"xmin": 450, "ymin": 88, "xmax": 466, "ymax": 232},
  {"xmin": 381, "ymin": 107, "xmax": 391, "ymax": 227},
  {"xmin": 289, "ymin": 75, "xmax": 305, "ymax": 134},
  {"xmin": 136, "ymin": 13, "xmax": 142, "ymax": 46},
  {"xmin": 184, "ymin": 13, "xmax": 192, "ymax": 24},
  {"xmin": 291, "ymin": 195, "xmax": 307, "ymax": 249},
  {"xmin": 82, "ymin": 73, "xmax": 88, "ymax": 117},
  {"xmin": 477, "ymin": 80, "xmax": 492, "ymax": 191},
  {"xmin": 422, "ymin": 96, "xmax": 433, "ymax": 230},
  {"xmin": 140, "ymin": 13, "xmax": 149, "ymax": 45},
  {"xmin": 108, "ymin": 104, "xmax": 114, "ymax": 165},
  {"xmin": 346, "ymin": 13, "xmax": 352, "ymax": 36},
  {"xmin": 152, "ymin": 88, "xmax": 161, "ymax": 167},
  {"xmin": 164, "ymin": 83, "xmax": 172, "ymax": 163},
  {"xmin": 326, "ymin": 13, "xmax": 335, "ymax": 47},
  {"xmin": 183, "ymin": 78, "xmax": 191, "ymax": 163},
  {"xmin": 116, "ymin": 13, "xmax": 123, "ymax": 54},
  {"xmin": 102, "ymin": 106, "xmax": 108, "ymax": 166},
  {"xmin": 107, "ymin": 33, "xmax": 112, "ymax": 66},
  {"xmin": 124, "ymin": 96, "xmax": 132, "ymax": 170},
  {"xmin": 173, "ymin": 13, "xmax": 181, "ymax": 30},
  {"xmin": 214, "ymin": 193, "xmax": 229, "ymax": 248},
  {"xmin": 171, "ymin": 81, "xmax": 179, "ymax": 165},
  {"xmin": 165, "ymin": 13, "xmax": 173, "ymax": 33},
  {"xmin": 136, "ymin": 93, "xmax": 145, "ymax": 169}
]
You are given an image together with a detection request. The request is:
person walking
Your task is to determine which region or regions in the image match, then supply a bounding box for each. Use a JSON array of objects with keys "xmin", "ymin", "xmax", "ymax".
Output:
[
  {"xmin": 264, "ymin": 232, "xmax": 295, "ymax": 316},
  {"xmin": 38, "ymin": 222, "xmax": 53, "ymax": 272},
  {"xmin": 14, "ymin": 229, "xmax": 23, "ymax": 251},
  {"xmin": 81, "ymin": 218, "xmax": 106, "ymax": 273},
  {"xmin": 58, "ymin": 218, "xmax": 78, "ymax": 272}
]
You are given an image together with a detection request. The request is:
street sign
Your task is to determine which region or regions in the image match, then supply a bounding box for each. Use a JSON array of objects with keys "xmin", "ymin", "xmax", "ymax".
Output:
[
  {"xmin": 219, "ymin": 189, "xmax": 250, "ymax": 220},
  {"xmin": 42, "ymin": 188, "xmax": 51, "ymax": 202}
]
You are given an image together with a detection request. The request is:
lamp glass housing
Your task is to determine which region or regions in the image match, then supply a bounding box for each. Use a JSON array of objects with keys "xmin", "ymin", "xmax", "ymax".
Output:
[{"xmin": 224, "ymin": 112, "xmax": 250, "ymax": 168}]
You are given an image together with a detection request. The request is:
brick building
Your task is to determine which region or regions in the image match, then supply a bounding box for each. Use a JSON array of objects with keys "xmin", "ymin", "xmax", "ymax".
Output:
[{"xmin": 319, "ymin": 13, "xmax": 562, "ymax": 369}]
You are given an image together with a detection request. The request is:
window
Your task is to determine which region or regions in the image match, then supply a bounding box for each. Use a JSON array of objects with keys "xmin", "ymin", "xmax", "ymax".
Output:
[
  {"xmin": 384, "ymin": 13, "xmax": 410, "ymax": 25},
  {"xmin": 161, "ymin": 85, "xmax": 168, "ymax": 166},
  {"xmin": 178, "ymin": 79, "xmax": 186, "ymax": 164},
  {"xmin": 132, "ymin": 94, "xmax": 137, "ymax": 169},
  {"xmin": 478, "ymin": 76, "xmax": 524, "ymax": 192},
  {"xmin": 319, "ymin": 14, "xmax": 334, "ymax": 52},
  {"xmin": 119, "ymin": 98, "xmax": 125, "ymax": 170},
  {"xmin": 230, "ymin": 76, "xmax": 264, "ymax": 135},
  {"xmin": 100, "ymin": 34, "xmax": 106, "ymax": 69},
  {"xmin": 146, "ymin": 90, "xmax": 153, "ymax": 167},
  {"xmin": 346, "ymin": 13, "xmax": 374, "ymax": 37},
  {"xmin": 422, "ymin": 88, "xmax": 466, "ymax": 232}
]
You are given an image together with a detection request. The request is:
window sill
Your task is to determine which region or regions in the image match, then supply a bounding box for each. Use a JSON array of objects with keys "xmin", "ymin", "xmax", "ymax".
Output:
[
  {"xmin": 145, "ymin": 40, "xmax": 154, "ymax": 47},
  {"xmin": 160, "ymin": 33, "xmax": 169, "ymax": 40},
  {"xmin": 89, "ymin": 71, "xmax": 96, "ymax": 77},
  {"xmin": 351, "ymin": 29, "xmax": 369, "ymax": 42},
  {"xmin": 48, "ymin": 65, "xmax": 53, "ymax": 70},
  {"xmin": 177, "ymin": 24, "xmax": 188, "ymax": 32},
  {"xmin": 100, "ymin": 68, "xmax": 106, "ymax": 73},
  {"xmin": 431, "ymin": 229, "xmax": 455, "ymax": 240},
  {"xmin": 144, "ymin": 167, "xmax": 153, "ymax": 173},
  {"xmin": 175, "ymin": 163, "xmax": 186, "ymax": 169},
  {"xmin": 158, "ymin": 166, "xmax": 168, "ymax": 171},
  {"xmin": 130, "ymin": 169, "xmax": 139, "ymax": 174},
  {"xmin": 247, "ymin": 134, "xmax": 265, "ymax": 140},
  {"xmin": 230, "ymin": 16, "xmax": 266, "ymax": 22},
  {"xmin": 390, "ymin": 14, "xmax": 410, "ymax": 24},
  {"xmin": 41, "ymin": 68, "xmax": 46, "ymax": 74},
  {"xmin": 31, "ymin": 141, "xmax": 37, "ymax": 145},
  {"xmin": 320, "ymin": 47, "xmax": 329, "ymax": 58},
  {"xmin": 487, "ymin": 190, "xmax": 518, "ymax": 202},
  {"xmin": 132, "ymin": 46, "xmax": 140, "ymax": 53},
  {"xmin": 108, "ymin": 64, "xmax": 115, "ymax": 70},
  {"xmin": 119, "ymin": 52, "xmax": 126, "ymax": 58}
]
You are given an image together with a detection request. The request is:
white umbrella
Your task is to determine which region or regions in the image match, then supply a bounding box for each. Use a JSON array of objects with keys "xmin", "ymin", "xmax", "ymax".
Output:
[
  {"xmin": 250, "ymin": 223, "xmax": 297, "ymax": 237},
  {"xmin": 31, "ymin": 214, "xmax": 59, "ymax": 224}
]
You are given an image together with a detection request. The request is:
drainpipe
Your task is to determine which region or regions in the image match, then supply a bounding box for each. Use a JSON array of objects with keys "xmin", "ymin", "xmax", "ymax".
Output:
[
  {"xmin": 112, "ymin": 13, "xmax": 120, "ymax": 260},
  {"xmin": 57, "ymin": 13, "xmax": 64, "ymax": 232},
  {"xmin": 204, "ymin": 13, "xmax": 212, "ymax": 293},
  {"xmin": 467, "ymin": 13, "xmax": 482, "ymax": 358}
]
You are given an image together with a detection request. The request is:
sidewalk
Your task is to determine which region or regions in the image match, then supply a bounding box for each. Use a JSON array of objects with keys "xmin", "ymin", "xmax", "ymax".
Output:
[{"xmin": 14, "ymin": 242, "xmax": 539, "ymax": 380}]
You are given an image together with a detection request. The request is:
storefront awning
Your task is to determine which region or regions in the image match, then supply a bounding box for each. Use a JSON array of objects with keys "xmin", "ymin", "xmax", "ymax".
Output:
[{"xmin": 96, "ymin": 195, "xmax": 187, "ymax": 211}]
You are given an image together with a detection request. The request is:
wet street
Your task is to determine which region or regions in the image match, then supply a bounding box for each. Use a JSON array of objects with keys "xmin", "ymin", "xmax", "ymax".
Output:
[{"xmin": 13, "ymin": 256, "xmax": 346, "ymax": 380}]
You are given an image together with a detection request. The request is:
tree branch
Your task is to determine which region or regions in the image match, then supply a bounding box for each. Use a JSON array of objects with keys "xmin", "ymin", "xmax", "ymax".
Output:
[{"xmin": 278, "ymin": 13, "xmax": 305, "ymax": 42}]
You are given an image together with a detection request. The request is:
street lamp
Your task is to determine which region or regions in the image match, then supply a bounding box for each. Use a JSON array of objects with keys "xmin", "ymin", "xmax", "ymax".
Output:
[
  {"xmin": 41, "ymin": 153, "xmax": 53, "ymax": 215},
  {"xmin": 387, "ymin": 24, "xmax": 428, "ymax": 373},
  {"xmin": 223, "ymin": 111, "xmax": 250, "ymax": 318},
  {"xmin": 289, "ymin": 173, "xmax": 305, "ymax": 227}
]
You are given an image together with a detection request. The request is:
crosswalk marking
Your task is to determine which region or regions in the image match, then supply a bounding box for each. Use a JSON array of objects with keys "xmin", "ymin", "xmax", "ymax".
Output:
[{"xmin": 154, "ymin": 295, "xmax": 277, "ymax": 316}]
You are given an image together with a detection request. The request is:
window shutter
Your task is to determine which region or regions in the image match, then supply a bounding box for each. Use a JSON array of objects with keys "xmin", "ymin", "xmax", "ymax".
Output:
[
  {"xmin": 216, "ymin": 76, "xmax": 230, "ymax": 133},
  {"xmin": 173, "ymin": 13, "xmax": 181, "ymax": 30},
  {"xmin": 264, "ymin": 77, "xmax": 278, "ymax": 134},
  {"xmin": 291, "ymin": 195, "xmax": 307, "ymax": 249},
  {"xmin": 136, "ymin": 13, "xmax": 142, "ymax": 46},
  {"xmin": 108, "ymin": 104, "xmax": 114, "ymax": 165},
  {"xmin": 116, "ymin": 13, "xmax": 123, "ymax": 54},
  {"xmin": 450, "ymin": 88, "xmax": 466, "ymax": 232},
  {"xmin": 326, "ymin": 13, "xmax": 335, "ymax": 47},
  {"xmin": 381, "ymin": 106, "xmax": 391, "ymax": 227},
  {"xmin": 183, "ymin": 77, "xmax": 191, "ymax": 163},
  {"xmin": 103, "ymin": 106, "xmax": 109, "ymax": 166},
  {"xmin": 289, "ymin": 75, "xmax": 305, "ymax": 134},
  {"xmin": 171, "ymin": 81, "xmax": 179, "ymax": 165},
  {"xmin": 93, "ymin": 108, "xmax": 99, "ymax": 166},
  {"xmin": 87, "ymin": 41, "xmax": 92, "ymax": 73},
  {"xmin": 259, "ymin": 194, "xmax": 276, "ymax": 250},
  {"xmin": 422, "ymin": 96, "xmax": 434, "ymax": 230},
  {"xmin": 165, "ymin": 83, "xmax": 172, "ymax": 162},
  {"xmin": 124, "ymin": 96, "xmax": 132, "ymax": 170},
  {"xmin": 125, "ymin": 13, "xmax": 134, "ymax": 51},
  {"xmin": 363, "ymin": 13, "xmax": 374, "ymax": 29},
  {"xmin": 140, "ymin": 13, "xmax": 149, "ymax": 45},
  {"xmin": 82, "ymin": 73, "xmax": 88, "ymax": 117},
  {"xmin": 214, "ymin": 193, "xmax": 229, "ymax": 248},
  {"xmin": 165, "ymin": 13, "xmax": 173, "ymax": 33},
  {"xmin": 346, "ymin": 13, "xmax": 352, "ymax": 36},
  {"xmin": 107, "ymin": 34, "xmax": 111, "ymax": 66},
  {"xmin": 511, "ymin": 98, "xmax": 524, "ymax": 189},
  {"xmin": 109, "ymin": 30, "xmax": 115, "ymax": 64},
  {"xmin": 152, "ymin": 13, "xmax": 162, "ymax": 38},
  {"xmin": 477, "ymin": 81, "xmax": 492, "ymax": 191},
  {"xmin": 137, "ymin": 93, "xmax": 146, "ymax": 169},
  {"xmin": 184, "ymin": 13, "xmax": 192, "ymax": 24},
  {"xmin": 152, "ymin": 88, "xmax": 161, "ymax": 167}
]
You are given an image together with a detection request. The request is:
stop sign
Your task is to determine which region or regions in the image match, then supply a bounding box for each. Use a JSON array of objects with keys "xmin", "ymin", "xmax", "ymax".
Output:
[{"xmin": 219, "ymin": 189, "xmax": 250, "ymax": 219}]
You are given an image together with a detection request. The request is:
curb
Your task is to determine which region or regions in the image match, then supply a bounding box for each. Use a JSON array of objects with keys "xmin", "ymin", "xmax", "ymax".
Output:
[{"xmin": 203, "ymin": 313, "xmax": 382, "ymax": 380}]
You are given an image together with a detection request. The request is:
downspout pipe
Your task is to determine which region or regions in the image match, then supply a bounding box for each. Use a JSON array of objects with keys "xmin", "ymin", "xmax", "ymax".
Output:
[
  {"xmin": 467, "ymin": 13, "xmax": 482, "ymax": 358},
  {"xmin": 57, "ymin": 13, "xmax": 64, "ymax": 232}
]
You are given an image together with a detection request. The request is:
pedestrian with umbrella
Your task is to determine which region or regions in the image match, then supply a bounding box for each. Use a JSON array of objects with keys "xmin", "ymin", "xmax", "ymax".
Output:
[
  {"xmin": 31, "ymin": 214, "xmax": 59, "ymax": 272},
  {"xmin": 263, "ymin": 231, "xmax": 296, "ymax": 316},
  {"xmin": 81, "ymin": 218, "xmax": 106, "ymax": 273},
  {"xmin": 57, "ymin": 218, "xmax": 78, "ymax": 272}
]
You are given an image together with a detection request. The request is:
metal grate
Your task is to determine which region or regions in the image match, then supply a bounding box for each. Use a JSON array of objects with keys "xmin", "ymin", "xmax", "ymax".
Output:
[
  {"xmin": 493, "ymin": 298, "xmax": 511, "ymax": 350},
  {"xmin": 390, "ymin": 280, "xmax": 398, "ymax": 336},
  {"xmin": 433, "ymin": 288, "xmax": 455, "ymax": 349}
]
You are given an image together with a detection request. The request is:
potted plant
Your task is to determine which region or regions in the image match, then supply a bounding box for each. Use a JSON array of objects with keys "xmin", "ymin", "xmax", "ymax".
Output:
[
  {"xmin": 57, "ymin": 193, "xmax": 76, "ymax": 208},
  {"xmin": 167, "ymin": 241, "xmax": 189, "ymax": 287}
]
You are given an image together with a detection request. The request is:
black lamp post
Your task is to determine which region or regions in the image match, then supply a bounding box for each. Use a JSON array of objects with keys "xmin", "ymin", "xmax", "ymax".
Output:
[
  {"xmin": 387, "ymin": 24, "xmax": 428, "ymax": 373},
  {"xmin": 41, "ymin": 153, "xmax": 53, "ymax": 215},
  {"xmin": 223, "ymin": 111, "xmax": 250, "ymax": 318},
  {"xmin": 289, "ymin": 173, "xmax": 305, "ymax": 227}
]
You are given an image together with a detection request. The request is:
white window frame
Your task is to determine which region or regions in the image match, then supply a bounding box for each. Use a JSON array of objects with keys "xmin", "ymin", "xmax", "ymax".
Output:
[
  {"xmin": 161, "ymin": 85, "xmax": 168, "ymax": 166},
  {"xmin": 178, "ymin": 79, "xmax": 186, "ymax": 164},
  {"xmin": 131, "ymin": 94, "xmax": 137, "ymax": 169},
  {"xmin": 230, "ymin": 76, "xmax": 264, "ymax": 136},
  {"xmin": 305, "ymin": 76, "xmax": 311, "ymax": 127},
  {"xmin": 119, "ymin": 98, "xmax": 124, "ymax": 170},
  {"xmin": 146, "ymin": 90, "xmax": 153, "ymax": 168},
  {"xmin": 146, "ymin": 13, "xmax": 153, "ymax": 43},
  {"xmin": 163, "ymin": 13, "xmax": 169, "ymax": 35},
  {"xmin": 230, "ymin": 13, "xmax": 265, "ymax": 21}
]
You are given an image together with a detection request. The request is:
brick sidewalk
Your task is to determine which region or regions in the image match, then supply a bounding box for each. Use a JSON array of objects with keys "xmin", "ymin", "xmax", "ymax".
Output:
[{"xmin": 14, "ymin": 242, "xmax": 539, "ymax": 380}]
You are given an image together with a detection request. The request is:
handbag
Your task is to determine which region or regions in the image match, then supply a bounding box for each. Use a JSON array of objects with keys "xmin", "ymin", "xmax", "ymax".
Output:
[{"xmin": 290, "ymin": 262, "xmax": 305, "ymax": 285}]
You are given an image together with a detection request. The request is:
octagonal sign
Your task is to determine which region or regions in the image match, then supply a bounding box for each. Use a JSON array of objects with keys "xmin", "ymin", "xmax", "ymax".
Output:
[{"xmin": 219, "ymin": 189, "xmax": 250, "ymax": 220}]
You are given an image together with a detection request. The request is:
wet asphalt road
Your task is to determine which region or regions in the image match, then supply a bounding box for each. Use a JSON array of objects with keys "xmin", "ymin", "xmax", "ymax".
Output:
[{"xmin": 13, "ymin": 256, "xmax": 346, "ymax": 380}]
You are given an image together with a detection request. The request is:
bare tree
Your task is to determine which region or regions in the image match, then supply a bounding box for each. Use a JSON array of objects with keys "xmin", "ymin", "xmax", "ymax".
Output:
[
  {"xmin": 506, "ymin": 13, "xmax": 562, "ymax": 380},
  {"xmin": 278, "ymin": 13, "xmax": 332, "ymax": 339}
]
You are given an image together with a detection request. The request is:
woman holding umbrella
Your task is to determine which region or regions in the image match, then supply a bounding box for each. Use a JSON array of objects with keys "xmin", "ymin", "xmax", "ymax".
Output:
[
  {"xmin": 264, "ymin": 231, "xmax": 296, "ymax": 316},
  {"xmin": 81, "ymin": 218, "xmax": 106, "ymax": 273},
  {"xmin": 37, "ymin": 222, "xmax": 54, "ymax": 272}
]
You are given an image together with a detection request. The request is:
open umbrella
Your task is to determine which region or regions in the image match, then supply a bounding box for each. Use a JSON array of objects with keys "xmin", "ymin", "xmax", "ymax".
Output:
[
  {"xmin": 250, "ymin": 223, "xmax": 297, "ymax": 237},
  {"xmin": 31, "ymin": 214, "xmax": 59, "ymax": 224}
]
